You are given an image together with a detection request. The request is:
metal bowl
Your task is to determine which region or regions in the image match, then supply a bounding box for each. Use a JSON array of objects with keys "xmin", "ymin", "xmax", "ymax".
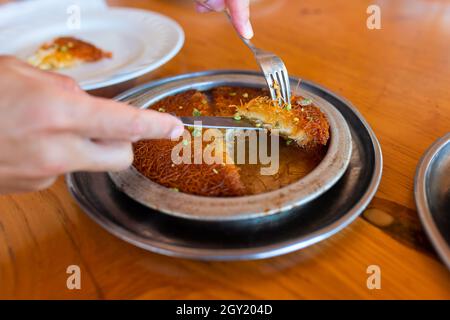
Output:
[
  {"xmin": 109, "ymin": 72, "xmax": 352, "ymax": 221},
  {"xmin": 66, "ymin": 70, "xmax": 382, "ymax": 260},
  {"xmin": 415, "ymin": 133, "xmax": 450, "ymax": 270}
]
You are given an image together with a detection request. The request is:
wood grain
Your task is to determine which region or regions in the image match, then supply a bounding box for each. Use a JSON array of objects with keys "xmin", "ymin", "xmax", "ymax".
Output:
[{"xmin": 1, "ymin": 0, "xmax": 450, "ymax": 299}]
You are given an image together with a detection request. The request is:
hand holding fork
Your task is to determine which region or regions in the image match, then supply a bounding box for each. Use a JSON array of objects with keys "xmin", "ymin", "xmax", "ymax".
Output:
[{"xmin": 195, "ymin": 0, "xmax": 291, "ymax": 106}]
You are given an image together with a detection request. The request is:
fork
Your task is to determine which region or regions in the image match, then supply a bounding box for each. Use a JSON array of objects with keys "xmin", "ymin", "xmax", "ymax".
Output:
[
  {"xmin": 195, "ymin": 1, "xmax": 291, "ymax": 105},
  {"xmin": 223, "ymin": 11, "xmax": 291, "ymax": 106}
]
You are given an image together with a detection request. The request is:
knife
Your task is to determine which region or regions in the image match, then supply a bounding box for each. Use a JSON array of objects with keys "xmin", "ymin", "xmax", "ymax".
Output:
[{"xmin": 179, "ymin": 117, "xmax": 263, "ymax": 131}]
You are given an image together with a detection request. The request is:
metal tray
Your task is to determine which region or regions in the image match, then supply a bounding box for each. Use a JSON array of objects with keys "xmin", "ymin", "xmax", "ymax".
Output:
[
  {"xmin": 66, "ymin": 70, "xmax": 383, "ymax": 260},
  {"xmin": 109, "ymin": 73, "xmax": 353, "ymax": 221},
  {"xmin": 415, "ymin": 133, "xmax": 450, "ymax": 269}
]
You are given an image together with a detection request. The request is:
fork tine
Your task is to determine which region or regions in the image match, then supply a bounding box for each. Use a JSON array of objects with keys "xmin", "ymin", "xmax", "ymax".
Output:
[
  {"xmin": 275, "ymin": 71, "xmax": 284, "ymax": 104},
  {"xmin": 280, "ymin": 69, "xmax": 291, "ymax": 104},
  {"xmin": 266, "ymin": 73, "xmax": 277, "ymax": 101}
]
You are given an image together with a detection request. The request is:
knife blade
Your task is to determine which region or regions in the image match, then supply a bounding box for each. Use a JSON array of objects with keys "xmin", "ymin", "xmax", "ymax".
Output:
[{"xmin": 179, "ymin": 117, "xmax": 263, "ymax": 131}]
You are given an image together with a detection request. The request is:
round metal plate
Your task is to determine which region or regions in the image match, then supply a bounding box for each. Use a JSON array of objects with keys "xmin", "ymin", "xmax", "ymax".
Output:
[
  {"xmin": 415, "ymin": 133, "xmax": 450, "ymax": 270},
  {"xmin": 108, "ymin": 73, "xmax": 353, "ymax": 221},
  {"xmin": 66, "ymin": 70, "xmax": 383, "ymax": 261}
]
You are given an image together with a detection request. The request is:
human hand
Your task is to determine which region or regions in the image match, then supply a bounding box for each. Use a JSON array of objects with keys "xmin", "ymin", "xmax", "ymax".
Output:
[
  {"xmin": 0, "ymin": 56, "xmax": 184, "ymax": 194},
  {"xmin": 195, "ymin": 0, "xmax": 253, "ymax": 39}
]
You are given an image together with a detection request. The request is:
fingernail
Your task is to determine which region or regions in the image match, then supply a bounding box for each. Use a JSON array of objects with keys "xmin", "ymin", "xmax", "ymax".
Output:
[
  {"xmin": 170, "ymin": 124, "xmax": 185, "ymax": 140},
  {"xmin": 195, "ymin": 3, "xmax": 210, "ymax": 13},
  {"xmin": 242, "ymin": 20, "xmax": 254, "ymax": 39},
  {"xmin": 207, "ymin": 0, "xmax": 225, "ymax": 11}
]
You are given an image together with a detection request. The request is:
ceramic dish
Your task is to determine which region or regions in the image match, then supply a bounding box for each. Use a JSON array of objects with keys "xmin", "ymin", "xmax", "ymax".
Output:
[{"xmin": 0, "ymin": 7, "xmax": 184, "ymax": 90}]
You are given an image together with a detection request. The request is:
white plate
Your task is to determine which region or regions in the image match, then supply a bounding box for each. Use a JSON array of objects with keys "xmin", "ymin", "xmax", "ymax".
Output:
[{"xmin": 0, "ymin": 7, "xmax": 184, "ymax": 90}]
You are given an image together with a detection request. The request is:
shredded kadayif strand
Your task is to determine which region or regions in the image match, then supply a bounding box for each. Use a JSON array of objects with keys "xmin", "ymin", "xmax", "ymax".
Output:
[{"xmin": 133, "ymin": 139, "xmax": 245, "ymax": 197}]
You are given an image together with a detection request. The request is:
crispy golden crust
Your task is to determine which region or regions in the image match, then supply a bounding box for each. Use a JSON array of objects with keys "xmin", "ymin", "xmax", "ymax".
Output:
[
  {"xmin": 28, "ymin": 36, "xmax": 111, "ymax": 70},
  {"xmin": 211, "ymin": 87, "xmax": 267, "ymax": 116},
  {"xmin": 50, "ymin": 37, "xmax": 111, "ymax": 61},
  {"xmin": 150, "ymin": 90, "xmax": 212, "ymax": 116},
  {"xmin": 236, "ymin": 96, "xmax": 330, "ymax": 147}
]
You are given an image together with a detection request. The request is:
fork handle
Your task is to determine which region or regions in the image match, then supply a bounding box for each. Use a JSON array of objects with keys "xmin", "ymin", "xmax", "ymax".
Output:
[
  {"xmin": 196, "ymin": 1, "xmax": 260, "ymax": 54},
  {"xmin": 224, "ymin": 10, "xmax": 260, "ymax": 54}
]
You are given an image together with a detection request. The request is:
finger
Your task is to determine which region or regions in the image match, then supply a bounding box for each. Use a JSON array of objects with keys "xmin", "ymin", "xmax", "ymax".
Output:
[
  {"xmin": 0, "ymin": 159, "xmax": 58, "ymax": 193},
  {"xmin": 11, "ymin": 57, "xmax": 83, "ymax": 92},
  {"xmin": 38, "ymin": 71, "xmax": 82, "ymax": 93},
  {"xmin": 76, "ymin": 139, "xmax": 134, "ymax": 172},
  {"xmin": 226, "ymin": 0, "xmax": 253, "ymax": 39},
  {"xmin": 195, "ymin": 2, "xmax": 211, "ymax": 13},
  {"xmin": 67, "ymin": 95, "xmax": 185, "ymax": 141},
  {"xmin": 0, "ymin": 176, "xmax": 57, "ymax": 194},
  {"xmin": 2, "ymin": 134, "xmax": 134, "ymax": 177}
]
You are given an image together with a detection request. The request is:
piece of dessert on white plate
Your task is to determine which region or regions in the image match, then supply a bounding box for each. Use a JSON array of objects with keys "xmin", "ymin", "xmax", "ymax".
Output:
[{"xmin": 28, "ymin": 36, "xmax": 112, "ymax": 70}]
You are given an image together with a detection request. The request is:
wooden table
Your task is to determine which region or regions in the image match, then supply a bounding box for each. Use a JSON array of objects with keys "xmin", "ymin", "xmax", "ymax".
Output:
[{"xmin": 1, "ymin": 0, "xmax": 449, "ymax": 299}]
